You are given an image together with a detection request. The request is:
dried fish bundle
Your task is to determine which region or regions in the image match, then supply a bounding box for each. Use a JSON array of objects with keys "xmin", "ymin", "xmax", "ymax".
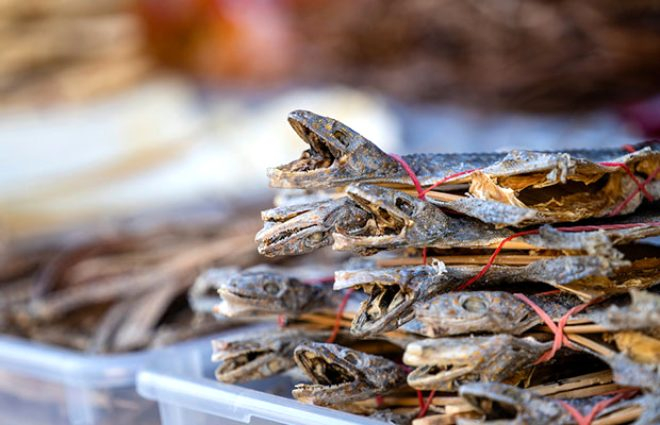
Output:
[
  {"xmin": 266, "ymin": 110, "xmax": 659, "ymax": 226},
  {"xmin": 210, "ymin": 110, "xmax": 660, "ymax": 424},
  {"xmin": 258, "ymin": 182, "xmax": 660, "ymax": 257}
]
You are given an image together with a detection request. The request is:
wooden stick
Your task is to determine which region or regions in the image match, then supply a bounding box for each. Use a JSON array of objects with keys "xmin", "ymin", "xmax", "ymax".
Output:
[
  {"xmin": 561, "ymin": 324, "xmax": 608, "ymax": 334},
  {"xmin": 592, "ymin": 405, "xmax": 642, "ymax": 425},
  {"xmin": 413, "ymin": 411, "xmax": 481, "ymax": 425},
  {"xmin": 567, "ymin": 334, "xmax": 617, "ymax": 357},
  {"xmin": 355, "ymin": 395, "xmax": 468, "ymax": 408},
  {"xmin": 530, "ymin": 370, "xmax": 613, "ymax": 396},
  {"xmin": 376, "ymin": 254, "xmax": 551, "ymax": 267},
  {"xmin": 400, "ymin": 189, "xmax": 466, "ymax": 202},
  {"xmin": 551, "ymin": 383, "xmax": 622, "ymax": 399}
]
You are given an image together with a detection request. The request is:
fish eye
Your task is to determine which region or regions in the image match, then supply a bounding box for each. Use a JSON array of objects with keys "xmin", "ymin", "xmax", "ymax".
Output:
[
  {"xmin": 343, "ymin": 352, "xmax": 360, "ymax": 365},
  {"xmin": 461, "ymin": 296, "xmax": 487, "ymax": 313},
  {"xmin": 395, "ymin": 198, "xmax": 415, "ymax": 216},
  {"xmin": 333, "ymin": 129, "xmax": 349, "ymax": 147},
  {"xmin": 263, "ymin": 281, "xmax": 280, "ymax": 295}
]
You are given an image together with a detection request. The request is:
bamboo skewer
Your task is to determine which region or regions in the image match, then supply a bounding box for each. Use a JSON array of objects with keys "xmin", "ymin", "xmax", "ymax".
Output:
[
  {"xmin": 551, "ymin": 383, "xmax": 622, "ymax": 399},
  {"xmin": 375, "ymin": 254, "xmax": 552, "ymax": 267},
  {"xmin": 530, "ymin": 370, "xmax": 613, "ymax": 396},
  {"xmin": 567, "ymin": 334, "xmax": 618, "ymax": 357},
  {"xmin": 592, "ymin": 406, "xmax": 642, "ymax": 425}
]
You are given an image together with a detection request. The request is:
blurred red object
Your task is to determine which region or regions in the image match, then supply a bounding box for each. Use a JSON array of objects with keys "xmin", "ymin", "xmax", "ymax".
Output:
[
  {"xmin": 619, "ymin": 96, "xmax": 660, "ymax": 138},
  {"xmin": 135, "ymin": 0, "xmax": 293, "ymax": 84}
]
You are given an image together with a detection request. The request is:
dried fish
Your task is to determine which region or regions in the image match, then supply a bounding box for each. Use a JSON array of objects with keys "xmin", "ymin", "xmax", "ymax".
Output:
[
  {"xmin": 214, "ymin": 110, "xmax": 660, "ymax": 423},
  {"xmin": 270, "ymin": 110, "xmax": 658, "ymax": 192},
  {"xmin": 212, "ymin": 328, "xmax": 329, "ymax": 383},
  {"xmin": 292, "ymin": 341, "xmax": 407, "ymax": 406},
  {"xmin": 212, "ymin": 266, "xmax": 338, "ymax": 318},
  {"xmin": 259, "ymin": 182, "xmax": 660, "ymax": 257},
  {"xmin": 412, "ymin": 286, "xmax": 660, "ymax": 338},
  {"xmin": 403, "ymin": 335, "xmax": 550, "ymax": 391},
  {"xmin": 602, "ymin": 353, "xmax": 660, "ymax": 393},
  {"xmin": 257, "ymin": 196, "xmax": 370, "ymax": 257},
  {"xmin": 334, "ymin": 254, "xmax": 630, "ymax": 336},
  {"xmin": 592, "ymin": 289, "xmax": 660, "ymax": 335},
  {"xmin": 0, "ymin": 202, "xmax": 269, "ymax": 353},
  {"xmin": 457, "ymin": 382, "xmax": 621, "ymax": 425}
]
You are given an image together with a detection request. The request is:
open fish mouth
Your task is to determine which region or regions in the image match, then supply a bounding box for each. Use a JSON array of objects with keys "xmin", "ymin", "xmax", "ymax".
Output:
[
  {"xmin": 348, "ymin": 186, "xmax": 411, "ymax": 234},
  {"xmin": 257, "ymin": 220, "xmax": 330, "ymax": 256},
  {"xmin": 351, "ymin": 284, "xmax": 415, "ymax": 336},
  {"xmin": 292, "ymin": 345, "xmax": 362, "ymax": 403},
  {"xmin": 267, "ymin": 111, "xmax": 348, "ymax": 186},
  {"xmin": 213, "ymin": 347, "xmax": 279, "ymax": 383},
  {"xmin": 459, "ymin": 383, "xmax": 527, "ymax": 422},
  {"xmin": 406, "ymin": 363, "xmax": 476, "ymax": 391},
  {"xmin": 256, "ymin": 199, "xmax": 348, "ymax": 256},
  {"xmin": 215, "ymin": 290, "xmax": 262, "ymax": 317}
]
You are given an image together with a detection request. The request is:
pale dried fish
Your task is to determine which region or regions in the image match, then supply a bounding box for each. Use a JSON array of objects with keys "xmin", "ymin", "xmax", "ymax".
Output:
[{"xmin": 403, "ymin": 335, "xmax": 550, "ymax": 391}]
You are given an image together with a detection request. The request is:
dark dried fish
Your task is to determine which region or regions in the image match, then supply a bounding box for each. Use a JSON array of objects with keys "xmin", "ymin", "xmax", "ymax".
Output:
[
  {"xmin": 334, "ymin": 255, "xmax": 624, "ymax": 336},
  {"xmin": 457, "ymin": 382, "xmax": 627, "ymax": 425},
  {"xmin": 292, "ymin": 341, "xmax": 407, "ymax": 406},
  {"xmin": 200, "ymin": 266, "xmax": 338, "ymax": 318},
  {"xmin": 259, "ymin": 182, "xmax": 660, "ymax": 257},
  {"xmin": 212, "ymin": 328, "xmax": 329, "ymax": 383},
  {"xmin": 270, "ymin": 110, "xmax": 657, "ymax": 191}
]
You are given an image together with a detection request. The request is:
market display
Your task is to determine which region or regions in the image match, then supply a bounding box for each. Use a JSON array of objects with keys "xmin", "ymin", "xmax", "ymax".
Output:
[{"xmin": 210, "ymin": 111, "xmax": 660, "ymax": 424}]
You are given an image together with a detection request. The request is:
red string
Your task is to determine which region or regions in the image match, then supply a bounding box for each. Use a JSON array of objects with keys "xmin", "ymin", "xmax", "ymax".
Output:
[
  {"xmin": 622, "ymin": 144, "xmax": 637, "ymax": 154},
  {"xmin": 513, "ymin": 293, "xmax": 590, "ymax": 363},
  {"xmin": 302, "ymin": 276, "xmax": 336, "ymax": 285},
  {"xmin": 277, "ymin": 315, "xmax": 287, "ymax": 328},
  {"xmin": 455, "ymin": 229, "xmax": 539, "ymax": 291},
  {"xmin": 416, "ymin": 390, "xmax": 425, "ymax": 411},
  {"xmin": 535, "ymin": 289, "xmax": 562, "ymax": 297},
  {"xmin": 599, "ymin": 162, "xmax": 653, "ymax": 201},
  {"xmin": 456, "ymin": 222, "xmax": 659, "ymax": 291},
  {"xmin": 389, "ymin": 153, "xmax": 433, "ymax": 264},
  {"xmin": 609, "ymin": 166, "xmax": 660, "ymax": 216},
  {"xmin": 326, "ymin": 288, "xmax": 353, "ymax": 343},
  {"xmin": 375, "ymin": 394, "xmax": 384, "ymax": 408},
  {"xmin": 558, "ymin": 388, "xmax": 638, "ymax": 425},
  {"xmin": 420, "ymin": 169, "xmax": 480, "ymax": 197},
  {"xmin": 389, "ymin": 153, "xmax": 427, "ymax": 200},
  {"xmin": 417, "ymin": 390, "xmax": 436, "ymax": 418}
]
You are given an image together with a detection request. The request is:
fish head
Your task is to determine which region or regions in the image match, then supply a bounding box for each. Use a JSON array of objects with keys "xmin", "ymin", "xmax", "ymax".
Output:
[
  {"xmin": 414, "ymin": 291, "xmax": 538, "ymax": 337},
  {"xmin": 404, "ymin": 335, "xmax": 549, "ymax": 391},
  {"xmin": 267, "ymin": 110, "xmax": 399, "ymax": 189},
  {"xmin": 333, "ymin": 184, "xmax": 448, "ymax": 254},
  {"xmin": 215, "ymin": 269, "xmax": 321, "ymax": 317},
  {"xmin": 334, "ymin": 266, "xmax": 438, "ymax": 337},
  {"xmin": 292, "ymin": 341, "xmax": 406, "ymax": 406},
  {"xmin": 458, "ymin": 383, "xmax": 571, "ymax": 425},
  {"xmin": 256, "ymin": 198, "xmax": 371, "ymax": 256},
  {"xmin": 212, "ymin": 330, "xmax": 308, "ymax": 383}
]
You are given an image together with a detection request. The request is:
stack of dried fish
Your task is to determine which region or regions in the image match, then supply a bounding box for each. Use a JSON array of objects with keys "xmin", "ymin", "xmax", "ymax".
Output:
[{"xmin": 209, "ymin": 110, "xmax": 659, "ymax": 424}]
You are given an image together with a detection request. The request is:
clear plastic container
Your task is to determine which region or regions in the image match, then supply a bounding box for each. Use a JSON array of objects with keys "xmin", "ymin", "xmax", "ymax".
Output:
[
  {"xmin": 0, "ymin": 333, "xmax": 161, "ymax": 425},
  {"xmin": 137, "ymin": 326, "xmax": 382, "ymax": 425}
]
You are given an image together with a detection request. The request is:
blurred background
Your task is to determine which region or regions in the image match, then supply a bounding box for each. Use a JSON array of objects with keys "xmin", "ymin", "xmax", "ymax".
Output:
[{"xmin": 2, "ymin": 0, "xmax": 660, "ymax": 239}]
